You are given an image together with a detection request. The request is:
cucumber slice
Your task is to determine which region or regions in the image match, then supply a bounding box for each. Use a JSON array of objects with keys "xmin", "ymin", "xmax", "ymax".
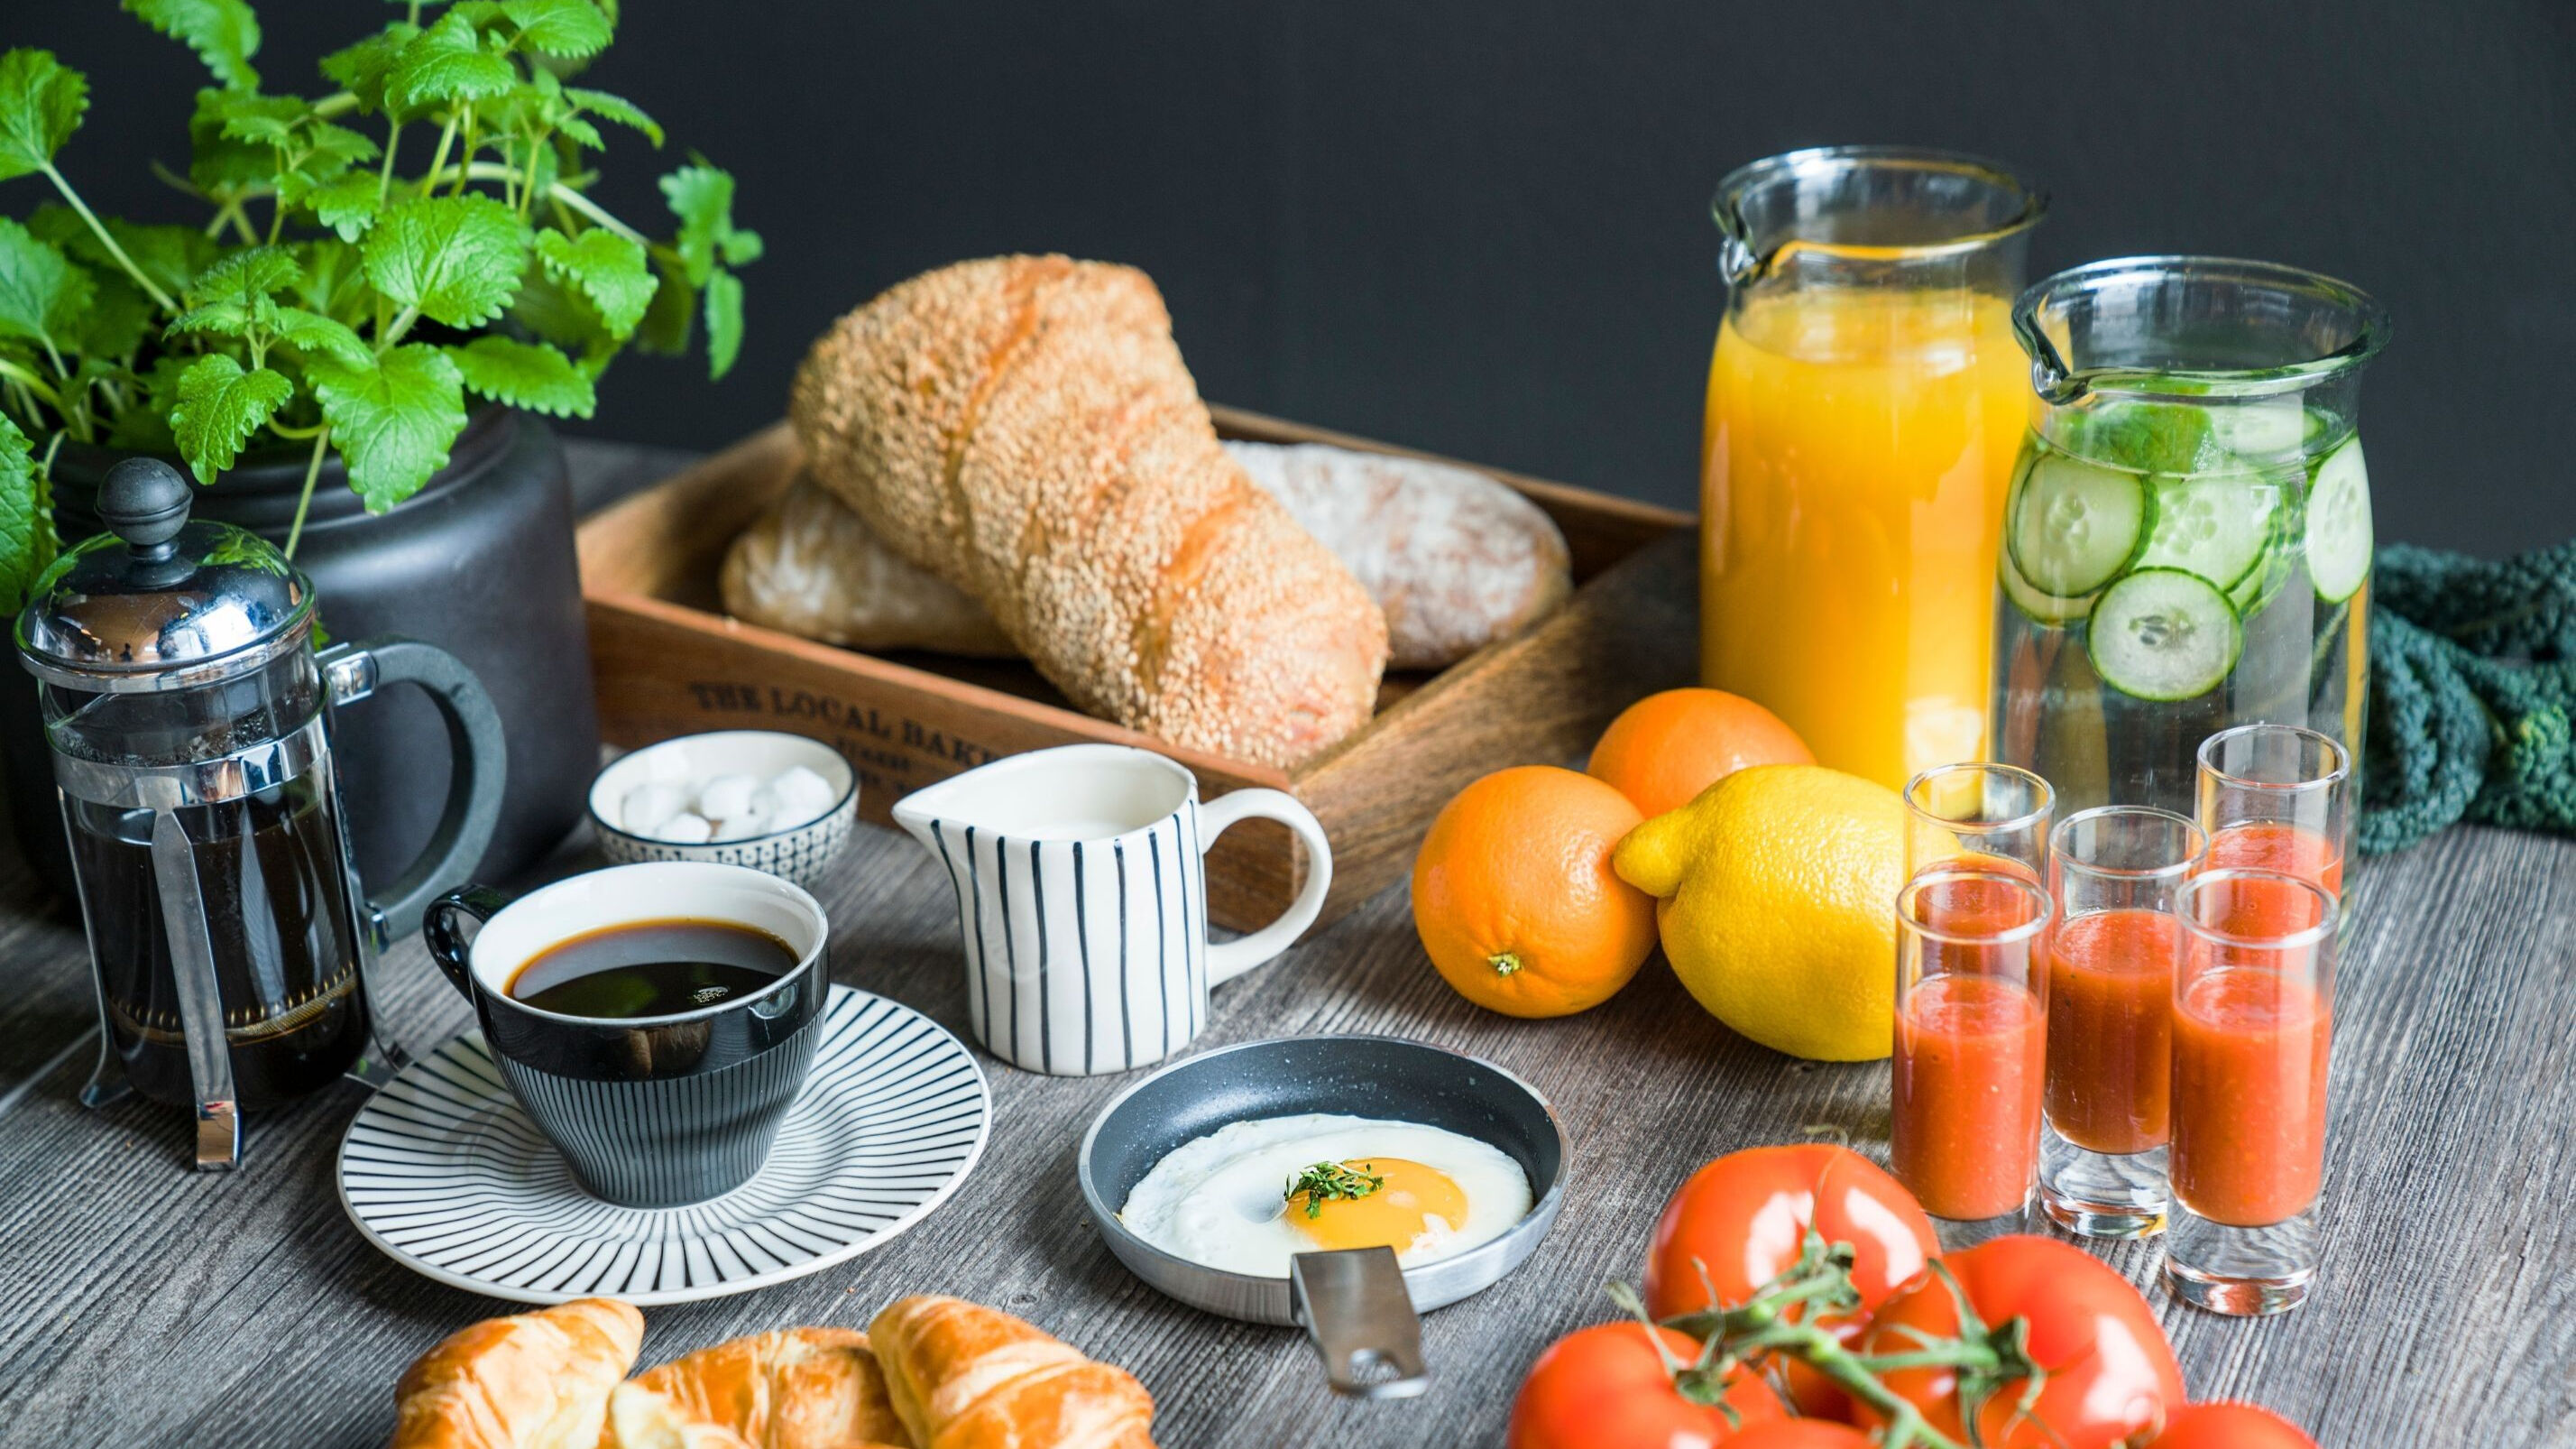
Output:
[
  {"xmin": 2133, "ymin": 474, "xmax": 2283, "ymax": 591},
  {"xmin": 2086, "ymin": 568, "xmax": 2242, "ymax": 702},
  {"xmin": 2009, "ymin": 452, "xmax": 2149, "ymax": 596},
  {"xmin": 2000, "ymin": 549, "xmax": 2094, "ymax": 625},
  {"xmin": 2081, "ymin": 400, "xmax": 2220, "ymax": 475},
  {"xmin": 2203, "ymin": 398, "xmax": 2305, "ymax": 459},
  {"xmin": 2305, "ymin": 438, "xmax": 2373, "ymax": 603}
]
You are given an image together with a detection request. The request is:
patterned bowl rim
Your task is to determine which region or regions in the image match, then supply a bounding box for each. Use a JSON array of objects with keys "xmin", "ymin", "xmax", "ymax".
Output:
[
  {"xmin": 587, "ymin": 732, "xmax": 860, "ymax": 850},
  {"xmin": 333, "ymin": 984, "xmax": 993, "ymax": 1306}
]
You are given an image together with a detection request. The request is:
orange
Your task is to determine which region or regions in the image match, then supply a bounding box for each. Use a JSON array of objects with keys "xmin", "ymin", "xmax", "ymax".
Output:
[
  {"xmin": 1587, "ymin": 688, "xmax": 1813, "ymax": 818},
  {"xmin": 1412, "ymin": 765, "xmax": 1657, "ymax": 1018}
]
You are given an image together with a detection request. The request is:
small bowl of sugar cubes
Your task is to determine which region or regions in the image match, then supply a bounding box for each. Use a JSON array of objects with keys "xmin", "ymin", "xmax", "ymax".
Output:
[{"xmin": 586, "ymin": 731, "xmax": 859, "ymax": 886}]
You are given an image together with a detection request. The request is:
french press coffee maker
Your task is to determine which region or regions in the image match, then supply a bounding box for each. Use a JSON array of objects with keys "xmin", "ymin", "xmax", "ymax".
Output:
[{"xmin": 14, "ymin": 458, "xmax": 507, "ymax": 1169}]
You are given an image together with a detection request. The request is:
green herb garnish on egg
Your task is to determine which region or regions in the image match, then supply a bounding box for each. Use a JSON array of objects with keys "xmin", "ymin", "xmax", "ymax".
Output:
[{"xmin": 1284, "ymin": 1160, "xmax": 1385, "ymax": 1219}]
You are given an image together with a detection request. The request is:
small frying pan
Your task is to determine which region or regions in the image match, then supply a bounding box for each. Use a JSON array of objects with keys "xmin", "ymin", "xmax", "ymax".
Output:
[{"xmin": 1077, "ymin": 1035, "xmax": 1570, "ymax": 1398}]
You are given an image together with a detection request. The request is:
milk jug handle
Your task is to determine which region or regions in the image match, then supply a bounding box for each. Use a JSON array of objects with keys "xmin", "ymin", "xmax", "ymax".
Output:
[
  {"xmin": 1198, "ymin": 789, "xmax": 1333, "ymax": 986},
  {"xmin": 320, "ymin": 638, "xmax": 509, "ymax": 942}
]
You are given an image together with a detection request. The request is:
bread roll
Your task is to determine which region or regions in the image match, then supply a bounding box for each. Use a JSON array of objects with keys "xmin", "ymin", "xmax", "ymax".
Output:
[
  {"xmin": 722, "ymin": 475, "xmax": 1015, "ymax": 657},
  {"xmin": 608, "ymin": 1327, "xmax": 910, "ymax": 1449},
  {"xmin": 867, "ymin": 1296, "xmax": 1155, "ymax": 1449},
  {"xmin": 790, "ymin": 256, "xmax": 1387, "ymax": 769},
  {"xmin": 1220, "ymin": 441, "xmax": 1571, "ymax": 669},
  {"xmin": 391, "ymin": 1297, "xmax": 643, "ymax": 1449}
]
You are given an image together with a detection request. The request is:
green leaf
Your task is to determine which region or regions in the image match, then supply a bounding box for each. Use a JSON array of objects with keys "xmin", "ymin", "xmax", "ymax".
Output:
[
  {"xmin": 445, "ymin": 336, "xmax": 593, "ymax": 417},
  {"xmin": 364, "ymin": 194, "xmax": 530, "ymax": 328},
  {"xmin": 0, "ymin": 219, "xmax": 94, "ymax": 350},
  {"xmin": 502, "ymin": 0, "xmax": 612, "ymax": 59},
  {"xmin": 385, "ymin": 11, "xmax": 520, "ymax": 114},
  {"xmin": 633, "ymin": 248, "xmax": 692, "ymax": 356},
  {"xmin": 187, "ymin": 245, "xmax": 300, "ymax": 307},
  {"xmin": 282, "ymin": 169, "xmax": 382, "ymax": 241},
  {"xmin": 320, "ymin": 25, "xmax": 416, "ymax": 115},
  {"xmin": 0, "ymin": 412, "xmax": 54, "ymax": 615},
  {"xmin": 564, "ymin": 86, "xmax": 658, "ymax": 145},
  {"xmin": 267, "ymin": 307, "xmax": 370, "ymax": 366},
  {"xmin": 171, "ymin": 354, "xmax": 293, "ymax": 484},
  {"xmin": 506, "ymin": 264, "xmax": 612, "ymax": 371},
  {"xmin": 533, "ymin": 226, "xmax": 653, "ymax": 339},
  {"xmin": 658, "ymin": 162, "xmax": 750, "ymax": 286},
  {"xmin": 548, "ymin": 111, "xmax": 603, "ymax": 152},
  {"xmin": 188, "ymin": 87, "xmax": 273, "ymax": 194},
  {"xmin": 308, "ymin": 344, "xmax": 466, "ymax": 512},
  {"xmin": 0, "ymin": 50, "xmax": 88, "ymax": 182},
  {"xmin": 207, "ymin": 89, "xmax": 307, "ymax": 146},
  {"xmin": 701, "ymin": 267, "xmax": 742, "ymax": 380},
  {"xmin": 167, "ymin": 245, "xmax": 297, "ymax": 339},
  {"xmin": 302, "ymin": 120, "xmax": 380, "ymax": 171},
  {"xmin": 77, "ymin": 274, "xmax": 154, "ymax": 358},
  {"xmin": 123, "ymin": 0, "xmax": 262, "ymax": 91}
]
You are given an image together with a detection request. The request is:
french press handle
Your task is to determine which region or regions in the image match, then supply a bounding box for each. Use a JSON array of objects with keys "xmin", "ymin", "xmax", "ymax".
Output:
[{"xmin": 318, "ymin": 638, "xmax": 508, "ymax": 941}]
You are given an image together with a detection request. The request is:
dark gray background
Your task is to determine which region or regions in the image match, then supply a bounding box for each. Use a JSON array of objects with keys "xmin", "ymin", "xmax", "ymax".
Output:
[{"xmin": 20, "ymin": 0, "xmax": 2573, "ymax": 554}]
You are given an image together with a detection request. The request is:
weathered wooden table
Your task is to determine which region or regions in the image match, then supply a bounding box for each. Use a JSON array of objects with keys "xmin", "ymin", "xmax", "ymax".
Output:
[{"xmin": 1, "ymin": 444, "xmax": 2570, "ymax": 1448}]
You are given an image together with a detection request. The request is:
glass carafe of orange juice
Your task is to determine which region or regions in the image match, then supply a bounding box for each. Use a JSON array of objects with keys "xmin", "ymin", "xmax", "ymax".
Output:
[{"xmin": 1704, "ymin": 148, "xmax": 2046, "ymax": 788}]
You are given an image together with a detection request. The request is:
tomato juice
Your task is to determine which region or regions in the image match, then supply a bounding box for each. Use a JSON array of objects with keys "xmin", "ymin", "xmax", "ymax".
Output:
[
  {"xmin": 2169, "ymin": 966, "xmax": 2331, "ymax": 1226},
  {"xmin": 1891, "ymin": 974, "xmax": 2046, "ymax": 1220},
  {"xmin": 2043, "ymin": 908, "xmax": 2179, "ymax": 1155}
]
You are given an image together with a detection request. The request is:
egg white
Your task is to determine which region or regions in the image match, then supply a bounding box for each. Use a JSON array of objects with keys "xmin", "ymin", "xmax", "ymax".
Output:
[{"xmin": 1118, "ymin": 1112, "xmax": 1533, "ymax": 1278}]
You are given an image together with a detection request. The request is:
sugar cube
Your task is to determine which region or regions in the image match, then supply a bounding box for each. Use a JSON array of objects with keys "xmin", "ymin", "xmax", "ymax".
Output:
[
  {"xmin": 620, "ymin": 782, "xmax": 685, "ymax": 836},
  {"xmin": 765, "ymin": 765, "xmax": 837, "ymax": 826},
  {"xmin": 695, "ymin": 773, "xmax": 760, "ymax": 824},
  {"xmin": 657, "ymin": 811, "xmax": 713, "ymax": 844}
]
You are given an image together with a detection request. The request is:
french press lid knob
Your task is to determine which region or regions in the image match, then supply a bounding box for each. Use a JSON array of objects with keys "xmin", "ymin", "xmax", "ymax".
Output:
[
  {"xmin": 12, "ymin": 456, "xmax": 312, "ymax": 688},
  {"xmin": 98, "ymin": 457, "xmax": 195, "ymax": 560}
]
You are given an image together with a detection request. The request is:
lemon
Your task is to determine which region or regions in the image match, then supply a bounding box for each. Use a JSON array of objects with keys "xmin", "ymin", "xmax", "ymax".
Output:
[{"xmin": 1613, "ymin": 763, "xmax": 1906, "ymax": 1062}]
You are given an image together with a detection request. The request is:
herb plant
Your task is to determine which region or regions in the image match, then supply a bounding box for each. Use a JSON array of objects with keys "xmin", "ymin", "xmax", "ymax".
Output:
[{"xmin": 0, "ymin": 0, "xmax": 757, "ymax": 611}]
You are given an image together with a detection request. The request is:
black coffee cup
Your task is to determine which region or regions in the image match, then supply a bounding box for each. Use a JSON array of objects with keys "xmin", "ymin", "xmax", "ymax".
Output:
[{"xmin": 425, "ymin": 862, "xmax": 828, "ymax": 1207}]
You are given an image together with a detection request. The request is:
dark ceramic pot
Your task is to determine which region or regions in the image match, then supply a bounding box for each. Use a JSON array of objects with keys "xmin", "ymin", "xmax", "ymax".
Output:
[{"xmin": 4, "ymin": 409, "xmax": 599, "ymax": 915}]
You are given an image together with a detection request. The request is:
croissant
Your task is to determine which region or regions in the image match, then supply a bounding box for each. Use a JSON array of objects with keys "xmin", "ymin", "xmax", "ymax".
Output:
[
  {"xmin": 789, "ymin": 255, "xmax": 1388, "ymax": 769},
  {"xmin": 391, "ymin": 1297, "xmax": 643, "ymax": 1449},
  {"xmin": 607, "ymin": 1328, "xmax": 914, "ymax": 1449},
  {"xmin": 867, "ymin": 1297, "xmax": 1156, "ymax": 1449}
]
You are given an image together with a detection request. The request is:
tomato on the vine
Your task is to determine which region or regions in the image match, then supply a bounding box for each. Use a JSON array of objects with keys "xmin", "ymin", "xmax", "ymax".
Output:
[
  {"xmin": 1857, "ymin": 1235, "xmax": 2185, "ymax": 1449},
  {"xmin": 2151, "ymin": 1402, "xmax": 2318, "ymax": 1449},
  {"xmin": 1507, "ymin": 1321, "xmax": 1787, "ymax": 1448},
  {"xmin": 1644, "ymin": 1144, "xmax": 1937, "ymax": 1417}
]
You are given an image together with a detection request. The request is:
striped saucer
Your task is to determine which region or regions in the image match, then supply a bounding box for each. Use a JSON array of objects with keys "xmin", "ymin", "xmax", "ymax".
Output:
[{"xmin": 337, "ymin": 986, "xmax": 989, "ymax": 1306}]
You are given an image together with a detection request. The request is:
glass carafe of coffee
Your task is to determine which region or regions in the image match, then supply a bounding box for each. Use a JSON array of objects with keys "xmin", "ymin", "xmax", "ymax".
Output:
[{"xmin": 14, "ymin": 458, "xmax": 507, "ymax": 1169}]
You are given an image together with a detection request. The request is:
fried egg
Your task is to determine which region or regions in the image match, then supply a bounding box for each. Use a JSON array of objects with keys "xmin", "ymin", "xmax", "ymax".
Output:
[{"xmin": 1118, "ymin": 1113, "xmax": 1533, "ymax": 1277}]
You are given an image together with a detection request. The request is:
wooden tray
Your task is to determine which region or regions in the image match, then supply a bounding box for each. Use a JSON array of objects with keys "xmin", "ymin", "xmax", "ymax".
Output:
[{"xmin": 577, "ymin": 407, "xmax": 1697, "ymax": 931}]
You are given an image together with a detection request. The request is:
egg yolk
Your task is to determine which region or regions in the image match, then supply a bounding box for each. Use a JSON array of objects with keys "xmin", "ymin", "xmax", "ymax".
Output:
[{"xmin": 1285, "ymin": 1159, "xmax": 1467, "ymax": 1252}]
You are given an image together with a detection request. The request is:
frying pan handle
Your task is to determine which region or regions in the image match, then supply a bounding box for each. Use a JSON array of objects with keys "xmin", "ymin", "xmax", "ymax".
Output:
[{"xmin": 1289, "ymin": 1248, "xmax": 1430, "ymax": 1399}]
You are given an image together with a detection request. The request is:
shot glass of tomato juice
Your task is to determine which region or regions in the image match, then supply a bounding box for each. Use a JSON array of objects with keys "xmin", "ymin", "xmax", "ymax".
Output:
[
  {"xmin": 1904, "ymin": 761, "xmax": 2055, "ymax": 885},
  {"xmin": 2164, "ymin": 867, "xmax": 2337, "ymax": 1316},
  {"xmin": 2197, "ymin": 724, "xmax": 2351, "ymax": 900},
  {"xmin": 2038, "ymin": 806, "xmax": 2205, "ymax": 1240},
  {"xmin": 1891, "ymin": 866, "xmax": 2052, "ymax": 1248}
]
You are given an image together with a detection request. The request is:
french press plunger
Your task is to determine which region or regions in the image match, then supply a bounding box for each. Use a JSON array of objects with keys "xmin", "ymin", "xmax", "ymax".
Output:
[{"xmin": 14, "ymin": 458, "xmax": 508, "ymax": 1169}]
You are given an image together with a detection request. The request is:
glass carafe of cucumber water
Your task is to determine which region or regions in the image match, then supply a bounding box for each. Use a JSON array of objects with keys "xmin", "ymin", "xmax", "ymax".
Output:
[{"xmin": 1990, "ymin": 257, "xmax": 2391, "ymax": 834}]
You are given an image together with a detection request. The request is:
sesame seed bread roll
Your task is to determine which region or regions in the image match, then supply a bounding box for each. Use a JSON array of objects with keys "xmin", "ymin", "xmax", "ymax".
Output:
[{"xmin": 790, "ymin": 256, "xmax": 1387, "ymax": 769}]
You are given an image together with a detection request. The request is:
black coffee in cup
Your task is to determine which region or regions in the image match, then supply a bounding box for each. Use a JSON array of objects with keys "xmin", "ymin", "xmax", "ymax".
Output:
[
  {"xmin": 425, "ymin": 863, "xmax": 829, "ymax": 1207},
  {"xmin": 506, "ymin": 919, "xmax": 796, "ymax": 1019}
]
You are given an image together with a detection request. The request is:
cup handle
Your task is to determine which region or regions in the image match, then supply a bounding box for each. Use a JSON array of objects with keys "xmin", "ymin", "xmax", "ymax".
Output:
[
  {"xmin": 1199, "ymin": 789, "xmax": 1332, "ymax": 987},
  {"xmin": 422, "ymin": 884, "xmax": 512, "ymax": 1003}
]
